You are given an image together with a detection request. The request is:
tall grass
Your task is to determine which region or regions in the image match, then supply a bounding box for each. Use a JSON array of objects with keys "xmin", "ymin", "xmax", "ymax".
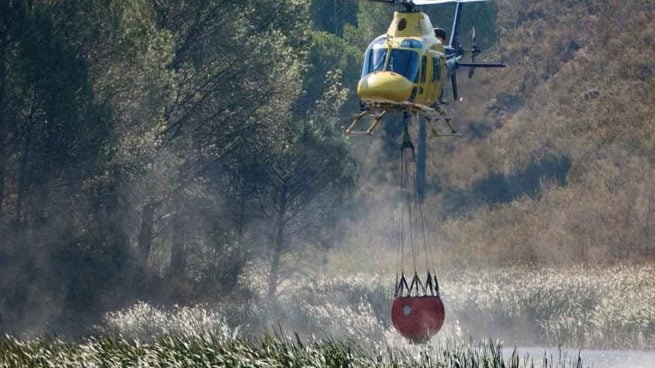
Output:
[
  {"xmin": 0, "ymin": 335, "xmax": 586, "ymax": 367},
  {"xmin": 97, "ymin": 265, "xmax": 655, "ymax": 349},
  {"xmin": 443, "ymin": 265, "xmax": 655, "ymax": 348},
  {"xmin": 6, "ymin": 266, "xmax": 643, "ymax": 366}
]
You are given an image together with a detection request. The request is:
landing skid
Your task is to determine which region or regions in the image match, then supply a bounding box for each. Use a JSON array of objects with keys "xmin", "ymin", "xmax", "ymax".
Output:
[{"xmin": 345, "ymin": 100, "xmax": 462, "ymax": 137}]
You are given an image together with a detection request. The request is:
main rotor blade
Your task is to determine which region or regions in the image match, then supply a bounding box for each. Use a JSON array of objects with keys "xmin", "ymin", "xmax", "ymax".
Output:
[{"xmin": 450, "ymin": 1, "xmax": 463, "ymax": 48}]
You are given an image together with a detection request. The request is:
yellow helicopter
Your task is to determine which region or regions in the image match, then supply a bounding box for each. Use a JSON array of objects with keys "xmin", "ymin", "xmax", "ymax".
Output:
[
  {"xmin": 346, "ymin": 2, "xmax": 505, "ymax": 341},
  {"xmin": 346, "ymin": 0, "xmax": 505, "ymax": 136}
]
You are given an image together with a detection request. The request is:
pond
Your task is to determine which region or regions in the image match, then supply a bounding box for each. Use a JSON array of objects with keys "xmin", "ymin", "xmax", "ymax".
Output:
[{"xmin": 502, "ymin": 347, "xmax": 655, "ymax": 368}]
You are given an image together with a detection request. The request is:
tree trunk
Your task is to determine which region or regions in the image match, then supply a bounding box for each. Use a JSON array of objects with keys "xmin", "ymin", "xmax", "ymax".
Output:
[
  {"xmin": 268, "ymin": 245, "xmax": 280, "ymax": 300},
  {"xmin": 267, "ymin": 180, "xmax": 288, "ymax": 300},
  {"xmin": 0, "ymin": 45, "xmax": 5, "ymax": 221},
  {"xmin": 0, "ymin": 165, "xmax": 4, "ymax": 221},
  {"xmin": 137, "ymin": 199, "xmax": 156, "ymax": 273},
  {"xmin": 170, "ymin": 216, "xmax": 186, "ymax": 278},
  {"xmin": 15, "ymin": 128, "xmax": 31, "ymax": 225},
  {"xmin": 236, "ymin": 175, "xmax": 247, "ymax": 239}
]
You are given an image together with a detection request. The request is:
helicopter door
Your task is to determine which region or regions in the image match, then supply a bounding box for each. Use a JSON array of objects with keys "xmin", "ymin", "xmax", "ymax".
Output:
[
  {"xmin": 428, "ymin": 54, "xmax": 443, "ymax": 103},
  {"xmin": 419, "ymin": 55, "xmax": 427, "ymax": 96},
  {"xmin": 423, "ymin": 55, "xmax": 433, "ymax": 101}
]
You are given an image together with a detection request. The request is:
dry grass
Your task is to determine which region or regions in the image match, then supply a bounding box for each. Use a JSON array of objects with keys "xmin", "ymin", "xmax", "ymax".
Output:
[
  {"xmin": 7, "ymin": 265, "xmax": 646, "ymax": 366},
  {"xmin": 98, "ymin": 266, "xmax": 655, "ymax": 350}
]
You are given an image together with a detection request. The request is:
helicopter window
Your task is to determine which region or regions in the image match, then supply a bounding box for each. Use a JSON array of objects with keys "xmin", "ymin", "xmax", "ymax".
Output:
[
  {"xmin": 398, "ymin": 18, "xmax": 407, "ymax": 31},
  {"xmin": 400, "ymin": 39, "xmax": 423, "ymax": 49},
  {"xmin": 372, "ymin": 49, "xmax": 387, "ymax": 71},
  {"xmin": 386, "ymin": 49, "xmax": 419, "ymax": 82},
  {"xmin": 420, "ymin": 56, "xmax": 427, "ymax": 83},
  {"xmin": 432, "ymin": 57, "xmax": 441, "ymax": 81},
  {"xmin": 361, "ymin": 36, "xmax": 389, "ymax": 77},
  {"xmin": 361, "ymin": 48, "xmax": 388, "ymax": 77},
  {"xmin": 362, "ymin": 49, "xmax": 387, "ymax": 78}
]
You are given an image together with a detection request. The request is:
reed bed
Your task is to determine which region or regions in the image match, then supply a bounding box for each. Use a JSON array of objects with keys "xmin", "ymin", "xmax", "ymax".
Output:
[
  {"xmin": 442, "ymin": 265, "xmax": 655, "ymax": 348},
  {"xmin": 0, "ymin": 334, "xmax": 586, "ymax": 368},
  {"xmin": 98, "ymin": 265, "xmax": 655, "ymax": 349},
  {"xmin": 4, "ymin": 266, "xmax": 645, "ymax": 367}
]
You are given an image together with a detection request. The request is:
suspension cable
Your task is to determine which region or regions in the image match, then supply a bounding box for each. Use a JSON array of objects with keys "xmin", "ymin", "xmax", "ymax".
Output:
[
  {"xmin": 406, "ymin": 155, "xmax": 417, "ymax": 273},
  {"xmin": 419, "ymin": 201, "xmax": 434, "ymax": 274},
  {"xmin": 397, "ymin": 148, "xmax": 405, "ymax": 280},
  {"xmin": 395, "ymin": 112, "xmax": 442, "ymax": 297}
]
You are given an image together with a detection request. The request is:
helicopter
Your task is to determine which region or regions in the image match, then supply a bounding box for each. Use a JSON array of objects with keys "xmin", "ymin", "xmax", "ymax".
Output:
[
  {"xmin": 344, "ymin": 0, "xmax": 505, "ymax": 343},
  {"xmin": 346, "ymin": 0, "xmax": 505, "ymax": 136}
]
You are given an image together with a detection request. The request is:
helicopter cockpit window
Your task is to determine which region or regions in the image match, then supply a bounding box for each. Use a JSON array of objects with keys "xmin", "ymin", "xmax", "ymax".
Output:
[
  {"xmin": 361, "ymin": 36, "xmax": 388, "ymax": 77},
  {"xmin": 362, "ymin": 48, "xmax": 388, "ymax": 77},
  {"xmin": 386, "ymin": 49, "xmax": 419, "ymax": 82},
  {"xmin": 400, "ymin": 39, "xmax": 423, "ymax": 49}
]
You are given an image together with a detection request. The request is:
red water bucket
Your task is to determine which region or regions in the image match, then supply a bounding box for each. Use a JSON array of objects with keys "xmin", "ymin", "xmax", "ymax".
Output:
[{"xmin": 391, "ymin": 296, "xmax": 445, "ymax": 343}]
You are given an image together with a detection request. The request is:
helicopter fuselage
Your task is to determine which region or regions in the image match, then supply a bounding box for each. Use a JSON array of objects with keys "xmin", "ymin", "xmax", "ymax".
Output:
[
  {"xmin": 347, "ymin": 1, "xmax": 504, "ymax": 136},
  {"xmin": 358, "ymin": 11, "xmax": 456, "ymax": 107}
]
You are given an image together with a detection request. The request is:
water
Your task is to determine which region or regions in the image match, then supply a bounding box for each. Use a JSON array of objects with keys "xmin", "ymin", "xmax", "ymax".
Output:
[{"xmin": 503, "ymin": 347, "xmax": 655, "ymax": 368}]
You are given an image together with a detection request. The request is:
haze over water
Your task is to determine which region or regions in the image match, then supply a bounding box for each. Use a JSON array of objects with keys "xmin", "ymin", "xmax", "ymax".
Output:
[{"xmin": 502, "ymin": 347, "xmax": 655, "ymax": 368}]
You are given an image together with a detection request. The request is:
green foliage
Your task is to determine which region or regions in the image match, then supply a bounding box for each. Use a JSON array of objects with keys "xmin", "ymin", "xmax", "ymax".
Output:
[
  {"xmin": 0, "ymin": 334, "xmax": 588, "ymax": 367},
  {"xmin": 0, "ymin": 0, "xmax": 353, "ymax": 334},
  {"xmin": 310, "ymin": 0, "xmax": 358, "ymax": 37},
  {"xmin": 0, "ymin": 0, "xmax": 125, "ymax": 334},
  {"xmin": 342, "ymin": 2, "xmax": 394, "ymax": 49},
  {"xmin": 249, "ymin": 113, "xmax": 356, "ymax": 297},
  {"xmin": 295, "ymin": 31, "xmax": 361, "ymax": 117}
]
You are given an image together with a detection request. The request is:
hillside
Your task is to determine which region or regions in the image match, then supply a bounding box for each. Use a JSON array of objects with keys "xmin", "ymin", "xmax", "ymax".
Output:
[{"xmin": 437, "ymin": 0, "xmax": 655, "ymax": 264}]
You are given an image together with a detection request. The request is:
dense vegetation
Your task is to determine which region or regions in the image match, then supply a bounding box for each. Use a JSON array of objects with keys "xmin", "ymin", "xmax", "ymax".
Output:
[
  {"xmin": 9, "ymin": 265, "xmax": 652, "ymax": 367},
  {"xmin": 0, "ymin": 335, "xmax": 587, "ymax": 368},
  {"xmin": 0, "ymin": 0, "xmax": 355, "ymax": 334},
  {"xmin": 1, "ymin": 0, "xmax": 654, "ymax": 343},
  {"xmin": 97, "ymin": 266, "xmax": 655, "ymax": 350}
]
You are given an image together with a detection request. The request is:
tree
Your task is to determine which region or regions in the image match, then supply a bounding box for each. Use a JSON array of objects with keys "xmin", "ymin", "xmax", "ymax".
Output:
[
  {"xmin": 255, "ymin": 121, "xmax": 355, "ymax": 299},
  {"xmin": 309, "ymin": 0, "xmax": 358, "ymax": 37},
  {"xmin": 140, "ymin": 0, "xmax": 309, "ymax": 300},
  {"xmin": 294, "ymin": 31, "xmax": 361, "ymax": 118},
  {"xmin": 250, "ymin": 72, "xmax": 355, "ymax": 299},
  {"xmin": 0, "ymin": 0, "xmax": 126, "ymax": 333}
]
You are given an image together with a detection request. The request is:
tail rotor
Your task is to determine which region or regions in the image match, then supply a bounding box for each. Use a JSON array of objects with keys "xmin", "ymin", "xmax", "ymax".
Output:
[
  {"xmin": 467, "ymin": 26, "xmax": 481, "ymax": 78},
  {"xmin": 454, "ymin": 24, "xmax": 505, "ymax": 98}
]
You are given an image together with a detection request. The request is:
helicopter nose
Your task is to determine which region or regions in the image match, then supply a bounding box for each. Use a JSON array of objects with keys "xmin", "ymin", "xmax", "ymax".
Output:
[{"xmin": 357, "ymin": 72, "xmax": 414, "ymax": 102}]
